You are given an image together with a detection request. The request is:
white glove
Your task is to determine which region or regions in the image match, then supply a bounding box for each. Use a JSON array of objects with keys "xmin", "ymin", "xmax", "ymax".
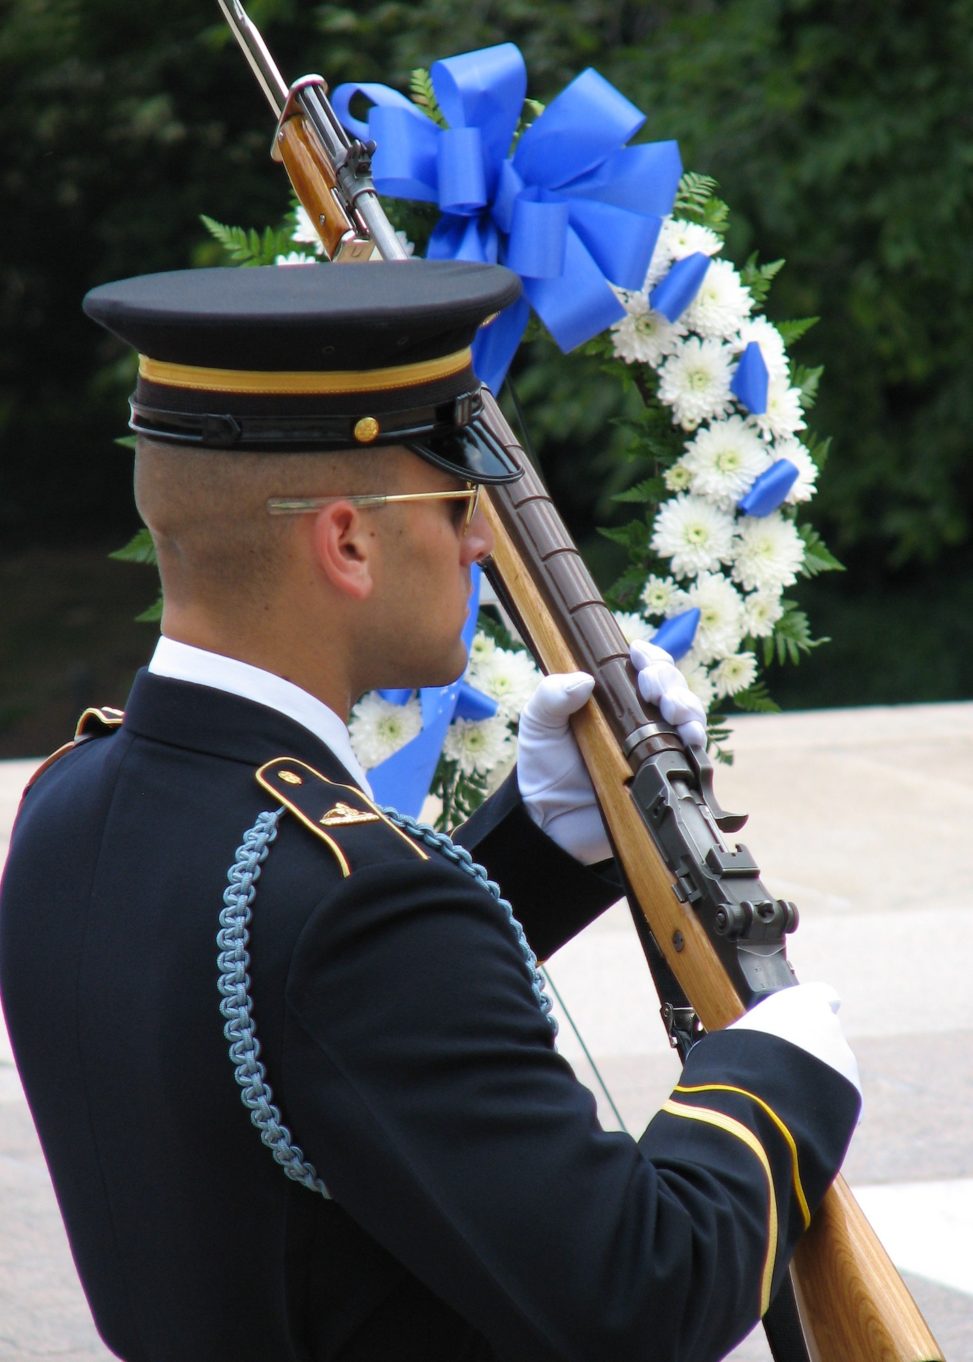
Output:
[
  {"xmin": 629, "ymin": 639, "xmax": 707, "ymax": 748},
  {"xmin": 518, "ymin": 643, "xmax": 708, "ymax": 863},
  {"xmin": 729, "ymin": 982, "xmax": 862, "ymax": 1098},
  {"xmin": 517, "ymin": 671, "xmax": 610, "ymax": 864}
]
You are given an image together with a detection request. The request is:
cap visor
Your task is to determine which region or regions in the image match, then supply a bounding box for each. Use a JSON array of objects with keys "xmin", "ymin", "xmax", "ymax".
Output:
[{"xmin": 408, "ymin": 419, "xmax": 524, "ymax": 485}]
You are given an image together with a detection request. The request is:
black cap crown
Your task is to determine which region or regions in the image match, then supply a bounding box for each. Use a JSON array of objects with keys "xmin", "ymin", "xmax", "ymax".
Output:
[{"xmin": 83, "ymin": 259, "xmax": 524, "ymax": 484}]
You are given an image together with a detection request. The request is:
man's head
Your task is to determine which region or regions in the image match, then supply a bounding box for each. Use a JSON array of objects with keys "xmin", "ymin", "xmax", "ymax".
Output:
[
  {"xmin": 86, "ymin": 260, "xmax": 522, "ymax": 712},
  {"xmin": 133, "ymin": 436, "xmax": 493, "ymax": 706}
]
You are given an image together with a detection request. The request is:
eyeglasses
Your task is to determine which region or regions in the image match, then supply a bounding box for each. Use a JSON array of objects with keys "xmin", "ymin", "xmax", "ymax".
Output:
[{"xmin": 267, "ymin": 483, "xmax": 482, "ymax": 533}]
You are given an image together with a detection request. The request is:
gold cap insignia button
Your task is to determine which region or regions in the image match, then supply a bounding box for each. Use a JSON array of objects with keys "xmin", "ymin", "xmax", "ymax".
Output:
[{"xmin": 354, "ymin": 416, "xmax": 380, "ymax": 444}]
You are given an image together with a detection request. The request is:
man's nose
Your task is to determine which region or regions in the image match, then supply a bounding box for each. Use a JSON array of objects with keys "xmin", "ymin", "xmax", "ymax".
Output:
[{"xmin": 464, "ymin": 500, "xmax": 494, "ymax": 564}]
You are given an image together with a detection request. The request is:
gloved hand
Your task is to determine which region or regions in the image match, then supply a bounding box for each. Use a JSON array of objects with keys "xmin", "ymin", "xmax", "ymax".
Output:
[
  {"xmin": 629, "ymin": 639, "xmax": 707, "ymax": 748},
  {"xmin": 517, "ymin": 672, "xmax": 609, "ymax": 864},
  {"xmin": 728, "ymin": 981, "xmax": 862, "ymax": 1099},
  {"xmin": 517, "ymin": 643, "xmax": 706, "ymax": 864}
]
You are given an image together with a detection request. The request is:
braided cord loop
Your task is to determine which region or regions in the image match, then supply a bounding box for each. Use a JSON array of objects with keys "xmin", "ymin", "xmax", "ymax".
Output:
[
  {"xmin": 218, "ymin": 802, "xmax": 557, "ymax": 1200},
  {"xmin": 217, "ymin": 807, "xmax": 331, "ymax": 1198}
]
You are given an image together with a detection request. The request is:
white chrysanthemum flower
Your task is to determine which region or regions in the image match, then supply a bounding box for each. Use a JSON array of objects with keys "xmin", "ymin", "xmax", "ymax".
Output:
[
  {"xmin": 732, "ymin": 512, "xmax": 805, "ymax": 592},
  {"xmin": 660, "ymin": 218, "xmax": 723, "ymax": 262},
  {"xmin": 291, "ymin": 203, "xmax": 323, "ymax": 248},
  {"xmin": 677, "ymin": 656, "xmax": 716, "ymax": 711},
  {"xmin": 469, "ymin": 647, "xmax": 541, "ymax": 722},
  {"xmin": 443, "ymin": 714, "xmax": 515, "ymax": 777},
  {"xmin": 612, "ymin": 609, "xmax": 655, "ymax": 644},
  {"xmin": 651, "ymin": 494, "xmax": 736, "ymax": 577},
  {"xmin": 610, "ymin": 291, "xmax": 688, "ymax": 366},
  {"xmin": 682, "ymin": 258, "xmax": 754, "ymax": 340},
  {"xmin": 664, "ymin": 460, "xmax": 693, "ymax": 493},
  {"xmin": 772, "ymin": 439, "xmax": 819, "ymax": 504},
  {"xmin": 711, "ymin": 651, "xmax": 758, "ymax": 698},
  {"xmin": 640, "ymin": 573, "xmax": 681, "ymax": 618},
  {"xmin": 348, "ymin": 693, "xmax": 422, "ymax": 769},
  {"xmin": 733, "ymin": 316, "xmax": 790, "ymax": 381},
  {"xmin": 394, "ymin": 229, "xmax": 416, "ymax": 257},
  {"xmin": 748, "ymin": 376, "xmax": 807, "ymax": 441},
  {"xmin": 682, "ymin": 415, "xmax": 770, "ymax": 507},
  {"xmin": 275, "ymin": 251, "xmax": 317, "ymax": 266},
  {"xmin": 742, "ymin": 590, "xmax": 785, "ymax": 639},
  {"xmin": 657, "ymin": 337, "xmax": 737, "ymax": 431},
  {"xmin": 673, "ymin": 572, "xmax": 745, "ymax": 664},
  {"xmin": 644, "ymin": 217, "xmax": 722, "ymax": 292},
  {"xmin": 467, "ymin": 631, "xmax": 497, "ymax": 667}
]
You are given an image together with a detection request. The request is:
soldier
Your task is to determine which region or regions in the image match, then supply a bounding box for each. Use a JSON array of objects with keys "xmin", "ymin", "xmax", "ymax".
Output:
[{"xmin": 0, "ymin": 259, "xmax": 859, "ymax": 1362}]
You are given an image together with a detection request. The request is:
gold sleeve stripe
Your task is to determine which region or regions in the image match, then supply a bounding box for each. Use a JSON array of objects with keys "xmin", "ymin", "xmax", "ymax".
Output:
[
  {"xmin": 674, "ymin": 1082, "xmax": 811, "ymax": 1229},
  {"xmin": 661, "ymin": 1098, "xmax": 777, "ymax": 1316},
  {"xmin": 138, "ymin": 347, "xmax": 472, "ymax": 396}
]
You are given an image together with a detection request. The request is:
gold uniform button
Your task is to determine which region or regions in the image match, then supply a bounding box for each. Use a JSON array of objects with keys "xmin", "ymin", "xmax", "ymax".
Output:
[{"xmin": 354, "ymin": 416, "xmax": 380, "ymax": 444}]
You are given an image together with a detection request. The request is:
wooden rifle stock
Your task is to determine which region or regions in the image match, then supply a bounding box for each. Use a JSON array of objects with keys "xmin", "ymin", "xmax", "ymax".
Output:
[
  {"xmin": 477, "ymin": 393, "xmax": 942, "ymax": 1361},
  {"xmin": 217, "ymin": 4, "xmax": 944, "ymax": 1354}
]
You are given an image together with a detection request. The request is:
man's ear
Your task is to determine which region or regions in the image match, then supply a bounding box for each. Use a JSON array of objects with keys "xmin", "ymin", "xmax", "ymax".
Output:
[{"xmin": 309, "ymin": 503, "xmax": 376, "ymax": 601}]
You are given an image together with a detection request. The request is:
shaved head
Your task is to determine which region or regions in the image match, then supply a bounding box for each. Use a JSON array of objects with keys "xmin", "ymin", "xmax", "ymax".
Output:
[
  {"xmin": 130, "ymin": 435, "xmax": 489, "ymax": 711},
  {"xmin": 134, "ymin": 437, "xmax": 406, "ymax": 607}
]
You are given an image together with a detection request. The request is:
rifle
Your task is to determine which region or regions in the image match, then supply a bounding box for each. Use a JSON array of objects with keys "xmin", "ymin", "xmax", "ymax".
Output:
[{"xmin": 216, "ymin": 5, "xmax": 944, "ymax": 1357}]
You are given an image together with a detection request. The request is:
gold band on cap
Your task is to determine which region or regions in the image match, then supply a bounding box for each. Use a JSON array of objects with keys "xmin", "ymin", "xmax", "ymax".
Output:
[{"xmin": 138, "ymin": 348, "xmax": 472, "ymax": 396}]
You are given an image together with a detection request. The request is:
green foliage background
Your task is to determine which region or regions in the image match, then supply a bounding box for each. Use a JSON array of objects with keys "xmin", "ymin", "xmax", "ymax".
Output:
[{"xmin": 3, "ymin": 0, "xmax": 973, "ymax": 732}]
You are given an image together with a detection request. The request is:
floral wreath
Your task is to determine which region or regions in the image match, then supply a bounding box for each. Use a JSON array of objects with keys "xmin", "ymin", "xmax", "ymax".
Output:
[{"xmin": 121, "ymin": 45, "xmax": 840, "ymax": 824}]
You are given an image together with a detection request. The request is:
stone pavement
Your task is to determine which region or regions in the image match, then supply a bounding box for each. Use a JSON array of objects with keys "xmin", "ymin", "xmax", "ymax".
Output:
[{"xmin": 2, "ymin": 703, "xmax": 972, "ymax": 1359}]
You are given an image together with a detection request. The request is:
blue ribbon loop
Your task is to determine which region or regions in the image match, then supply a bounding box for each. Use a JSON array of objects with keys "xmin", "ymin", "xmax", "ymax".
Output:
[
  {"xmin": 650, "ymin": 251, "xmax": 710, "ymax": 323},
  {"xmin": 333, "ymin": 45, "xmax": 682, "ymax": 391},
  {"xmin": 738, "ymin": 459, "xmax": 800, "ymax": 517},
  {"xmin": 652, "ymin": 608, "xmax": 700, "ymax": 661},
  {"xmin": 731, "ymin": 341, "xmax": 770, "ymax": 414}
]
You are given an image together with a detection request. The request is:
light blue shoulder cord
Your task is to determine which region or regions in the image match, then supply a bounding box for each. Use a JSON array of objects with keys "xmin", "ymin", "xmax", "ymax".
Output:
[{"xmin": 217, "ymin": 805, "xmax": 557, "ymax": 1199}]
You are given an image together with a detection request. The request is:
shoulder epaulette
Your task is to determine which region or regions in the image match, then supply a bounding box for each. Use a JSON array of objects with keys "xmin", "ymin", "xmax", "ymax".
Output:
[
  {"xmin": 256, "ymin": 756, "xmax": 428, "ymax": 878},
  {"xmin": 25, "ymin": 706, "xmax": 125, "ymax": 792}
]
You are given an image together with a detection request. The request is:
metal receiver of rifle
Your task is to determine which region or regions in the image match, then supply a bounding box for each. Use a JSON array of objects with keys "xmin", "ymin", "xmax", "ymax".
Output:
[
  {"xmin": 219, "ymin": 10, "xmax": 945, "ymax": 1356},
  {"xmin": 218, "ymin": 0, "xmax": 406, "ymax": 263}
]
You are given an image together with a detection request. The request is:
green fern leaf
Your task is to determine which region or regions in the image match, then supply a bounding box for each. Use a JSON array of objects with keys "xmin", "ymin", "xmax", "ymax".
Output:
[
  {"xmin": 109, "ymin": 528, "xmax": 157, "ymax": 566},
  {"xmin": 740, "ymin": 254, "xmax": 785, "ymax": 306},
  {"xmin": 799, "ymin": 525, "xmax": 844, "ymax": 577},
  {"xmin": 598, "ymin": 519, "xmax": 649, "ymax": 551},
  {"xmin": 792, "ymin": 363, "xmax": 824, "ymax": 408},
  {"xmin": 611, "ymin": 475, "xmax": 667, "ymax": 505},
  {"xmin": 776, "ymin": 316, "xmax": 819, "ymax": 347},
  {"xmin": 408, "ymin": 68, "xmax": 447, "ymax": 126},
  {"xmin": 135, "ymin": 595, "xmax": 164, "ymax": 624},
  {"xmin": 731, "ymin": 681, "xmax": 781, "ymax": 714}
]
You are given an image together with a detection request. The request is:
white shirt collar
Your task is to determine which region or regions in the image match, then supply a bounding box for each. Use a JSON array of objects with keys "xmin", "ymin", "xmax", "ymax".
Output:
[{"xmin": 148, "ymin": 636, "xmax": 371, "ymax": 794}]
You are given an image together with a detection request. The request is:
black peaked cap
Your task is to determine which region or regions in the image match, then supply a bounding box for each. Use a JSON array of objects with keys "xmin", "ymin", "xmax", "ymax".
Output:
[{"xmin": 82, "ymin": 259, "xmax": 524, "ymax": 483}]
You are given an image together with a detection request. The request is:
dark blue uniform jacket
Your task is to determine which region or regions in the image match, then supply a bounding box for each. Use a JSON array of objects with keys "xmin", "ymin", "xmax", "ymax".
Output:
[{"xmin": 0, "ymin": 669, "xmax": 860, "ymax": 1362}]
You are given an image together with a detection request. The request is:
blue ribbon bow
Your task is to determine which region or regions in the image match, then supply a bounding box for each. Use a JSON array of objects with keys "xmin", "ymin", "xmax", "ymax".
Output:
[{"xmin": 333, "ymin": 46, "xmax": 682, "ymax": 391}]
